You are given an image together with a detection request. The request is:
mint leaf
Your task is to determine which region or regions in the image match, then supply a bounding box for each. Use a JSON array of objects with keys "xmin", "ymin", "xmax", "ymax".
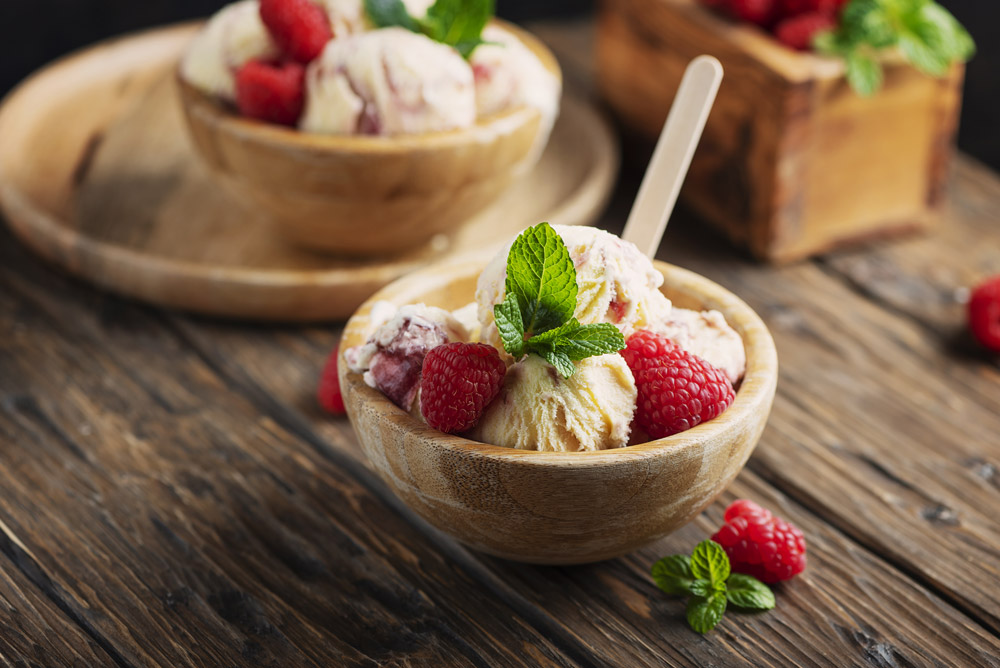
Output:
[
  {"xmin": 494, "ymin": 292, "xmax": 525, "ymax": 358},
  {"xmin": 423, "ymin": 0, "xmax": 494, "ymax": 58},
  {"xmin": 845, "ymin": 51, "xmax": 883, "ymax": 97},
  {"xmin": 686, "ymin": 593, "xmax": 727, "ymax": 634},
  {"xmin": 541, "ymin": 350, "xmax": 575, "ymax": 378},
  {"xmin": 364, "ymin": 0, "xmax": 419, "ymax": 30},
  {"xmin": 505, "ymin": 223, "xmax": 578, "ymax": 338},
  {"xmin": 690, "ymin": 540, "xmax": 730, "ymax": 586},
  {"xmin": 525, "ymin": 320, "xmax": 626, "ymax": 377},
  {"xmin": 689, "ymin": 579, "xmax": 715, "ymax": 598},
  {"xmin": 651, "ymin": 555, "xmax": 695, "ymax": 595},
  {"xmin": 726, "ymin": 574, "xmax": 776, "ymax": 610}
]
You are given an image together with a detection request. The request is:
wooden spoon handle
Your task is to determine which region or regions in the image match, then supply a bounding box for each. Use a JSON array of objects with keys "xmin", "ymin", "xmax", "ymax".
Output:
[{"xmin": 621, "ymin": 55, "xmax": 724, "ymax": 259}]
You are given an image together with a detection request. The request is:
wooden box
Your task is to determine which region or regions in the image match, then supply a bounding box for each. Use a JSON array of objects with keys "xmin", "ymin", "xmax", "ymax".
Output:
[{"xmin": 597, "ymin": 0, "xmax": 964, "ymax": 262}]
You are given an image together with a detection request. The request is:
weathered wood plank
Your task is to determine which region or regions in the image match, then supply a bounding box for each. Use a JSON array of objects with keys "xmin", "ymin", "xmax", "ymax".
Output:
[
  {"xmin": 161, "ymin": 311, "xmax": 1000, "ymax": 667},
  {"xmin": 0, "ymin": 239, "xmax": 580, "ymax": 668},
  {"xmin": 0, "ymin": 549, "xmax": 114, "ymax": 668}
]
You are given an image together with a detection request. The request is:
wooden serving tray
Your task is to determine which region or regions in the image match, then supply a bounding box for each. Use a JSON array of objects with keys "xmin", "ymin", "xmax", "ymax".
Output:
[{"xmin": 0, "ymin": 24, "xmax": 618, "ymax": 321}]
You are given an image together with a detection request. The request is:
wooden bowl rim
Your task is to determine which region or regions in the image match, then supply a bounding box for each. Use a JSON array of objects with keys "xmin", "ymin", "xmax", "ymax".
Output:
[
  {"xmin": 177, "ymin": 19, "xmax": 562, "ymax": 153},
  {"xmin": 342, "ymin": 257, "xmax": 778, "ymax": 467}
]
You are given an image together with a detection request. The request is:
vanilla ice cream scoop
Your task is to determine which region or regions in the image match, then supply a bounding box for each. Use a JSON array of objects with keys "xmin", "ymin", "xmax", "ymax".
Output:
[
  {"xmin": 180, "ymin": 0, "xmax": 278, "ymax": 102},
  {"xmin": 318, "ymin": 0, "xmax": 435, "ymax": 37},
  {"xmin": 300, "ymin": 27, "xmax": 476, "ymax": 136},
  {"xmin": 470, "ymin": 25, "xmax": 560, "ymax": 122},
  {"xmin": 476, "ymin": 225, "xmax": 673, "ymax": 350},
  {"xmin": 471, "ymin": 354, "xmax": 637, "ymax": 452}
]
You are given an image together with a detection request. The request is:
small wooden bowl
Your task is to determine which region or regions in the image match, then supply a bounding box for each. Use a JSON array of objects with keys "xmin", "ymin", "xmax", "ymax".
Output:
[
  {"xmin": 177, "ymin": 23, "xmax": 561, "ymax": 257},
  {"xmin": 340, "ymin": 259, "xmax": 778, "ymax": 564}
]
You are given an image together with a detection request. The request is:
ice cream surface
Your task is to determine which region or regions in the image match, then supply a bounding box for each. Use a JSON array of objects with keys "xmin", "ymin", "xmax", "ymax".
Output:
[
  {"xmin": 659, "ymin": 308, "xmax": 747, "ymax": 385},
  {"xmin": 476, "ymin": 225, "xmax": 673, "ymax": 351},
  {"xmin": 470, "ymin": 25, "xmax": 560, "ymax": 123},
  {"xmin": 471, "ymin": 353, "xmax": 637, "ymax": 452},
  {"xmin": 318, "ymin": 0, "xmax": 437, "ymax": 39},
  {"xmin": 300, "ymin": 28, "xmax": 476, "ymax": 135},
  {"xmin": 345, "ymin": 302, "xmax": 474, "ymax": 410},
  {"xmin": 180, "ymin": 0, "xmax": 278, "ymax": 101}
]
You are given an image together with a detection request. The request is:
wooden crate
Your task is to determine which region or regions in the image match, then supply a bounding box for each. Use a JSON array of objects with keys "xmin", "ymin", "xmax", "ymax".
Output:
[{"xmin": 597, "ymin": 0, "xmax": 965, "ymax": 262}]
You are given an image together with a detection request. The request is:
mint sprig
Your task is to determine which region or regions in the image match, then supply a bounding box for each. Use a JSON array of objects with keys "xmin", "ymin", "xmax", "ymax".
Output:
[
  {"xmin": 493, "ymin": 223, "xmax": 626, "ymax": 378},
  {"xmin": 651, "ymin": 540, "xmax": 775, "ymax": 634},
  {"xmin": 364, "ymin": 0, "xmax": 493, "ymax": 58},
  {"xmin": 815, "ymin": 0, "xmax": 975, "ymax": 97}
]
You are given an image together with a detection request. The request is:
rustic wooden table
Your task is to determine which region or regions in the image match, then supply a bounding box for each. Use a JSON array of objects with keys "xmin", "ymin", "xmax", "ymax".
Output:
[{"xmin": 2, "ymin": 21, "xmax": 1000, "ymax": 668}]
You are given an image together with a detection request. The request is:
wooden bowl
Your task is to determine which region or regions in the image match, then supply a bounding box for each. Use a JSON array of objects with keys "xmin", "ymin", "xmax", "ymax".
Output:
[
  {"xmin": 340, "ymin": 258, "xmax": 778, "ymax": 564},
  {"xmin": 177, "ymin": 23, "xmax": 561, "ymax": 257}
]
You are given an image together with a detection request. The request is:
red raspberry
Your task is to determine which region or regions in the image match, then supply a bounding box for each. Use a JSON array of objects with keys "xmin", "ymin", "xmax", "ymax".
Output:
[
  {"xmin": 235, "ymin": 60, "xmax": 306, "ymax": 126},
  {"xmin": 260, "ymin": 0, "xmax": 332, "ymax": 64},
  {"xmin": 779, "ymin": 0, "xmax": 846, "ymax": 17},
  {"xmin": 419, "ymin": 343, "xmax": 507, "ymax": 434},
  {"xmin": 712, "ymin": 499, "xmax": 806, "ymax": 583},
  {"xmin": 969, "ymin": 276, "xmax": 1000, "ymax": 352},
  {"xmin": 621, "ymin": 330, "xmax": 735, "ymax": 438},
  {"xmin": 729, "ymin": 0, "xmax": 780, "ymax": 26},
  {"xmin": 317, "ymin": 345, "xmax": 346, "ymax": 415},
  {"xmin": 774, "ymin": 11, "xmax": 836, "ymax": 50}
]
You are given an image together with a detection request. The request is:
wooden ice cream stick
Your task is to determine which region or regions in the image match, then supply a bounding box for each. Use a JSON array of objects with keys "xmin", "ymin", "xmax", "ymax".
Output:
[{"xmin": 621, "ymin": 55, "xmax": 724, "ymax": 259}]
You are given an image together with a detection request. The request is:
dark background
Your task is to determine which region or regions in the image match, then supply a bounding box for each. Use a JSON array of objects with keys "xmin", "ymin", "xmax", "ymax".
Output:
[{"xmin": 1, "ymin": 1, "xmax": 997, "ymax": 168}]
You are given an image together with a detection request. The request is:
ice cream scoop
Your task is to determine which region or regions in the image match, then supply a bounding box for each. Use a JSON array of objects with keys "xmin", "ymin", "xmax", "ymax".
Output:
[
  {"xmin": 470, "ymin": 353, "xmax": 637, "ymax": 452},
  {"xmin": 180, "ymin": 0, "xmax": 278, "ymax": 101},
  {"xmin": 345, "ymin": 302, "xmax": 475, "ymax": 410},
  {"xmin": 470, "ymin": 25, "xmax": 561, "ymax": 123},
  {"xmin": 476, "ymin": 225, "xmax": 673, "ymax": 350},
  {"xmin": 318, "ymin": 0, "xmax": 436, "ymax": 37},
  {"xmin": 300, "ymin": 27, "xmax": 476, "ymax": 136}
]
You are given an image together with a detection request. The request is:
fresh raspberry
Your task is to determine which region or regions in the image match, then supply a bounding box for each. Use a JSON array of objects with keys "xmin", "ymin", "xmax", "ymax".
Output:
[
  {"xmin": 419, "ymin": 343, "xmax": 506, "ymax": 434},
  {"xmin": 235, "ymin": 60, "xmax": 306, "ymax": 126},
  {"xmin": 779, "ymin": 0, "xmax": 846, "ymax": 17},
  {"xmin": 774, "ymin": 11, "xmax": 837, "ymax": 50},
  {"xmin": 712, "ymin": 499, "xmax": 807, "ymax": 583},
  {"xmin": 317, "ymin": 345, "xmax": 346, "ymax": 415},
  {"xmin": 729, "ymin": 0, "xmax": 780, "ymax": 26},
  {"xmin": 969, "ymin": 276, "xmax": 1000, "ymax": 352},
  {"xmin": 621, "ymin": 330, "xmax": 735, "ymax": 438},
  {"xmin": 260, "ymin": 0, "xmax": 332, "ymax": 64}
]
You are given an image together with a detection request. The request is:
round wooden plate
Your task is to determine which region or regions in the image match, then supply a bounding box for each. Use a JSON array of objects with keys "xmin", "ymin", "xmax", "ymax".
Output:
[{"xmin": 0, "ymin": 23, "xmax": 618, "ymax": 322}]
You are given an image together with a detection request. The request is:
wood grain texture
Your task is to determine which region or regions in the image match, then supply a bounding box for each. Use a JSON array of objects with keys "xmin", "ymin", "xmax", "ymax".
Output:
[
  {"xmin": 339, "ymin": 259, "xmax": 776, "ymax": 564},
  {"xmin": 0, "ymin": 23, "xmax": 617, "ymax": 321},
  {"xmin": 596, "ymin": 0, "xmax": 964, "ymax": 262},
  {"xmin": 0, "ymin": 239, "xmax": 581, "ymax": 668},
  {"xmin": 0, "ymin": 546, "xmax": 113, "ymax": 667}
]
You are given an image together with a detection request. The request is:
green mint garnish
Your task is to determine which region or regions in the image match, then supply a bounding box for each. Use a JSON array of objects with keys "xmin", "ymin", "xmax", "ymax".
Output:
[
  {"xmin": 651, "ymin": 540, "xmax": 775, "ymax": 634},
  {"xmin": 815, "ymin": 0, "xmax": 975, "ymax": 97},
  {"xmin": 364, "ymin": 0, "xmax": 493, "ymax": 58},
  {"xmin": 492, "ymin": 223, "xmax": 626, "ymax": 378}
]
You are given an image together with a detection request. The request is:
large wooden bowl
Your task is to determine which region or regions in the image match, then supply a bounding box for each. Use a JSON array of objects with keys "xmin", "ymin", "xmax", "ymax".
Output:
[
  {"xmin": 178, "ymin": 23, "xmax": 561, "ymax": 257},
  {"xmin": 340, "ymin": 258, "xmax": 778, "ymax": 564}
]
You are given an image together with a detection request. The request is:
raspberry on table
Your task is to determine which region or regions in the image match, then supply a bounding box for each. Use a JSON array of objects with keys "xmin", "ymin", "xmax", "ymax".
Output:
[
  {"xmin": 621, "ymin": 330, "xmax": 736, "ymax": 439},
  {"xmin": 775, "ymin": 11, "xmax": 837, "ymax": 50},
  {"xmin": 317, "ymin": 344, "xmax": 346, "ymax": 415},
  {"xmin": 969, "ymin": 276, "xmax": 1000, "ymax": 352},
  {"xmin": 260, "ymin": 0, "xmax": 333, "ymax": 64},
  {"xmin": 712, "ymin": 499, "xmax": 806, "ymax": 583},
  {"xmin": 728, "ymin": 0, "xmax": 780, "ymax": 26},
  {"xmin": 235, "ymin": 60, "xmax": 306, "ymax": 126},
  {"xmin": 419, "ymin": 343, "xmax": 507, "ymax": 434}
]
